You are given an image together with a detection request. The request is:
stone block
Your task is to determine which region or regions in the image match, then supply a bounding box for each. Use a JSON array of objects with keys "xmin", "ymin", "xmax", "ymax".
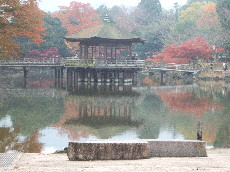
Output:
[
  {"xmin": 146, "ymin": 139, "xmax": 207, "ymax": 157},
  {"xmin": 67, "ymin": 140, "xmax": 150, "ymax": 161}
]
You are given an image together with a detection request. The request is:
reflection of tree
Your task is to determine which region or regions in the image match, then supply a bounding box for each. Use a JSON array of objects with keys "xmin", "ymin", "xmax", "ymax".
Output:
[
  {"xmin": 0, "ymin": 127, "xmax": 43, "ymax": 153},
  {"xmin": 1, "ymin": 96, "xmax": 64, "ymax": 136},
  {"xmin": 133, "ymin": 94, "xmax": 167, "ymax": 139},
  {"xmin": 143, "ymin": 77, "xmax": 159, "ymax": 86},
  {"xmin": 156, "ymin": 91, "xmax": 223, "ymax": 116},
  {"xmin": 214, "ymin": 123, "xmax": 230, "ymax": 148},
  {"xmin": 213, "ymin": 90, "xmax": 230, "ymax": 148},
  {"xmin": 27, "ymin": 79, "xmax": 54, "ymax": 88}
]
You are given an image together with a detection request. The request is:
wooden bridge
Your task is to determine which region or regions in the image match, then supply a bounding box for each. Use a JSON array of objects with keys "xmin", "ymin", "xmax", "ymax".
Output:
[
  {"xmin": 0, "ymin": 59, "xmax": 198, "ymax": 84},
  {"xmin": 0, "ymin": 58, "xmax": 198, "ymax": 73}
]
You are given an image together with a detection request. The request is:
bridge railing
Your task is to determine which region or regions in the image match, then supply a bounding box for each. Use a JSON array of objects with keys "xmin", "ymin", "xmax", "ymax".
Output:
[
  {"xmin": 0, "ymin": 60, "xmax": 58, "ymax": 66},
  {"xmin": 145, "ymin": 61, "xmax": 194, "ymax": 71},
  {"xmin": 0, "ymin": 58, "xmax": 196, "ymax": 72}
]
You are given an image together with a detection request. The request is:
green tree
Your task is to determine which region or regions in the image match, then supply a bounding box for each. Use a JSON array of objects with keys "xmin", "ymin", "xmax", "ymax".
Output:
[
  {"xmin": 133, "ymin": 12, "xmax": 175, "ymax": 59},
  {"xmin": 96, "ymin": 5, "xmax": 110, "ymax": 20},
  {"xmin": 171, "ymin": 1, "xmax": 224, "ymax": 47},
  {"xmin": 16, "ymin": 13, "xmax": 71, "ymax": 57},
  {"xmin": 135, "ymin": 0, "xmax": 162, "ymax": 25},
  {"xmin": 216, "ymin": 0, "xmax": 230, "ymax": 57},
  {"xmin": 217, "ymin": 0, "xmax": 230, "ymax": 30},
  {"xmin": 40, "ymin": 14, "xmax": 71, "ymax": 57}
]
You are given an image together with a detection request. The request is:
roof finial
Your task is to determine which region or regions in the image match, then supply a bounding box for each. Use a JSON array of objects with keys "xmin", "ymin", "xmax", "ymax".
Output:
[{"xmin": 103, "ymin": 14, "xmax": 110, "ymax": 23}]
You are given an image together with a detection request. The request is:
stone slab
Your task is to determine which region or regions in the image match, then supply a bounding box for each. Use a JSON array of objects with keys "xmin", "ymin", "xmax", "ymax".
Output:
[
  {"xmin": 67, "ymin": 140, "xmax": 150, "ymax": 161},
  {"xmin": 67, "ymin": 139, "xmax": 207, "ymax": 161},
  {"xmin": 146, "ymin": 139, "xmax": 207, "ymax": 157}
]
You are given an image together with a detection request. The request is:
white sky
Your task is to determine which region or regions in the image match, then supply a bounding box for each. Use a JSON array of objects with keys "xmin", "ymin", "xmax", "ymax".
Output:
[{"xmin": 39, "ymin": 0, "xmax": 187, "ymax": 12}]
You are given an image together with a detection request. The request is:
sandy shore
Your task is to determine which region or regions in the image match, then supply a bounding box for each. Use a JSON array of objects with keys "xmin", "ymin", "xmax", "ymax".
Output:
[{"xmin": 1, "ymin": 149, "xmax": 230, "ymax": 172}]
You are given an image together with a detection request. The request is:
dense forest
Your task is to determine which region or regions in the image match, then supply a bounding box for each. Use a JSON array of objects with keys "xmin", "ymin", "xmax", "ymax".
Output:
[{"xmin": 0, "ymin": 0, "xmax": 229, "ymax": 63}]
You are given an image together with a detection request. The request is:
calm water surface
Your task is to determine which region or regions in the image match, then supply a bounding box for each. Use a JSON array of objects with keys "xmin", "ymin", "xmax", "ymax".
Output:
[{"xmin": 0, "ymin": 72, "xmax": 230, "ymax": 153}]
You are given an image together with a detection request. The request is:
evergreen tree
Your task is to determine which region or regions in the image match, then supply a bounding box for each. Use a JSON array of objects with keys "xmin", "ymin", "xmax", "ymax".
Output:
[
  {"xmin": 217, "ymin": 0, "xmax": 230, "ymax": 30},
  {"xmin": 136, "ymin": 0, "xmax": 162, "ymax": 25},
  {"xmin": 16, "ymin": 13, "xmax": 71, "ymax": 58},
  {"xmin": 41, "ymin": 14, "xmax": 71, "ymax": 57}
]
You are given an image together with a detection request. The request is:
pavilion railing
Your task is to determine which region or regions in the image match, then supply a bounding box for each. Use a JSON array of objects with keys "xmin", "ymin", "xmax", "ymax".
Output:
[{"xmin": 62, "ymin": 58, "xmax": 145, "ymax": 68}]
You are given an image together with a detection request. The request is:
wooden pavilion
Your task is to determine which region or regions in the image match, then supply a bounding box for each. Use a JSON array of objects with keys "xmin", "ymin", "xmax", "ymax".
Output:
[{"xmin": 64, "ymin": 19, "xmax": 144, "ymax": 84}]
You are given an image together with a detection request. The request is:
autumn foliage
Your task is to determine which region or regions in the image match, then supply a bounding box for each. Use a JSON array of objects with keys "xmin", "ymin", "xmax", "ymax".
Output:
[
  {"xmin": 0, "ymin": 0, "xmax": 46, "ymax": 59},
  {"xmin": 147, "ymin": 37, "xmax": 224, "ymax": 64},
  {"xmin": 52, "ymin": 2, "xmax": 101, "ymax": 35},
  {"xmin": 196, "ymin": 3, "xmax": 219, "ymax": 28},
  {"xmin": 25, "ymin": 47, "xmax": 61, "ymax": 61}
]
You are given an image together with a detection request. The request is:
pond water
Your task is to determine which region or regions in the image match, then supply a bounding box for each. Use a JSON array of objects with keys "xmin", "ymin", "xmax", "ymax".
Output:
[{"xmin": 0, "ymin": 71, "xmax": 230, "ymax": 153}]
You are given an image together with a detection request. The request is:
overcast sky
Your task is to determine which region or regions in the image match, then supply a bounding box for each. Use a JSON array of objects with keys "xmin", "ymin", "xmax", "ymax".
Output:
[{"xmin": 39, "ymin": 0, "xmax": 187, "ymax": 12}]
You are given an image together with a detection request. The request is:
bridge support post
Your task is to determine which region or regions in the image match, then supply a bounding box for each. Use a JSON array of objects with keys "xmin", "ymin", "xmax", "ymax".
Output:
[
  {"xmin": 55, "ymin": 68, "xmax": 64, "ymax": 88},
  {"xmin": 132, "ymin": 71, "xmax": 138, "ymax": 85},
  {"xmin": 23, "ymin": 67, "xmax": 28, "ymax": 78},
  {"xmin": 67, "ymin": 68, "xmax": 73, "ymax": 88},
  {"xmin": 160, "ymin": 71, "xmax": 166, "ymax": 85}
]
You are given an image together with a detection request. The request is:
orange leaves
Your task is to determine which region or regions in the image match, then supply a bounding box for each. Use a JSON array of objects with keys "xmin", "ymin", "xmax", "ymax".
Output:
[
  {"xmin": 143, "ymin": 77, "xmax": 158, "ymax": 86},
  {"xmin": 12, "ymin": 0, "xmax": 46, "ymax": 45},
  {"xmin": 197, "ymin": 3, "xmax": 219, "ymax": 28},
  {"xmin": 0, "ymin": 0, "xmax": 45, "ymax": 59},
  {"xmin": 179, "ymin": 1, "xmax": 218, "ymax": 28},
  {"xmin": 52, "ymin": 2, "xmax": 101, "ymax": 35}
]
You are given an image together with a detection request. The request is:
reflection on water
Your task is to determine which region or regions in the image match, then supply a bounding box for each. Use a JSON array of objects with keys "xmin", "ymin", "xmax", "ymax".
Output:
[{"xmin": 0, "ymin": 75, "xmax": 230, "ymax": 153}]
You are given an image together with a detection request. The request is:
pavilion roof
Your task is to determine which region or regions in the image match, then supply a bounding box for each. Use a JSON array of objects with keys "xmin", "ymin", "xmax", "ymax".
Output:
[{"xmin": 64, "ymin": 22, "xmax": 144, "ymax": 44}]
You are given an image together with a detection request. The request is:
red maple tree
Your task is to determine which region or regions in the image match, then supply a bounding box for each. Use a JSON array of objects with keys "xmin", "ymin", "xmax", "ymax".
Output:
[
  {"xmin": 25, "ymin": 47, "xmax": 61, "ymax": 61},
  {"xmin": 147, "ymin": 37, "xmax": 225, "ymax": 64}
]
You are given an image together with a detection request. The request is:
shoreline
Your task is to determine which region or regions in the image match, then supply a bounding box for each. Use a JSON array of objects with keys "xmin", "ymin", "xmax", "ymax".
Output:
[{"xmin": 1, "ymin": 148, "xmax": 230, "ymax": 171}]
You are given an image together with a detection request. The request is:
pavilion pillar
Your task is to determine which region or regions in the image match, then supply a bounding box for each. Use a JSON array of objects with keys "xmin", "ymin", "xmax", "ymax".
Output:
[
  {"xmin": 90, "ymin": 71, "xmax": 95, "ymax": 82},
  {"xmin": 97, "ymin": 71, "xmax": 103, "ymax": 84},
  {"xmin": 78, "ymin": 71, "xmax": 85, "ymax": 82},
  {"xmin": 106, "ymin": 72, "xmax": 110, "ymax": 83},
  {"xmin": 114, "ymin": 72, "xmax": 119, "ymax": 83},
  {"xmin": 124, "ymin": 70, "xmax": 132, "ymax": 83},
  {"xmin": 73, "ymin": 69, "xmax": 77, "ymax": 87},
  {"xmin": 118, "ymin": 72, "xmax": 123, "ymax": 83},
  {"xmin": 84, "ymin": 72, "xmax": 89, "ymax": 82}
]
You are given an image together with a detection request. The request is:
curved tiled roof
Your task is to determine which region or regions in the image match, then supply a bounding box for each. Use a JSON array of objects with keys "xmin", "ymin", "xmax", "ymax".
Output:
[{"xmin": 65, "ymin": 22, "xmax": 144, "ymax": 43}]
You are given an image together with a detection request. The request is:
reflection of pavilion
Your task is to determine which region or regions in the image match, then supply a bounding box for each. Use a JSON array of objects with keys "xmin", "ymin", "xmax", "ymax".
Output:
[
  {"xmin": 68, "ymin": 83, "xmax": 141, "ymax": 97},
  {"xmin": 54, "ymin": 85, "xmax": 142, "ymax": 139}
]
